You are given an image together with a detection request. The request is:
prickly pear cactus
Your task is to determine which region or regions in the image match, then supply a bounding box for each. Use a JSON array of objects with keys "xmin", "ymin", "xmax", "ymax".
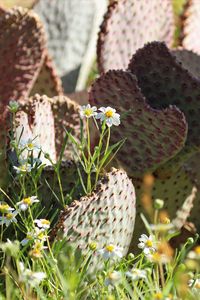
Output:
[
  {"xmin": 51, "ymin": 168, "xmax": 136, "ymax": 256},
  {"xmin": 34, "ymin": 0, "xmax": 108, "ymax": 92},
  {"xmin": 97, "ymin": 0, "xmax": 174, "ymax": 72},
  {"xmin": 181, "ymin": 0, "xmax": 200, "ymax": 54},
  {"xmin": 15, "ymin": 94, "xmax": 82, "ymax": 163},
  {"xmin": 30, "ymin": 54, "xmax": 63, "ymax": 97},
  {"xmin": 0, "ymin": 7, "xmax": 46, "ymax": 105},
  {"xmin": 90, "ymin": 41, "xmax": 200, "ymax": 246},
  {"xmin": 89, "ymin": 70, "xmax": 187, "ymax": 177},
  {"xmin": 0, "ymin": 7, "xmax": 46, "ymax": 187}
]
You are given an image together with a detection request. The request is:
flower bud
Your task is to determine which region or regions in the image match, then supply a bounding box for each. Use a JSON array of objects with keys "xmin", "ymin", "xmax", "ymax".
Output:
[{"xmin": 154, "ymin": 199, "xmax": 164, "ymax": 210}]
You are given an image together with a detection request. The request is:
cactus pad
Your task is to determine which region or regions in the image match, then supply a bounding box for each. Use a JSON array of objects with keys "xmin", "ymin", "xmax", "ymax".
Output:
[
  {"xmin": 181, "ymin": 0, "xmax": 200, "ymax": 54},
  {"xmin": 129, "ymin": 42, "xmax": 200, "ymax": 153},
  {"xmin": 97, "ymin": 0, "xmax": 175, "ymax": 73},
  {"xmin": 51, "ymin": 168, "xmax": 136, "ymax": 255},
  {"xmin": 34, "ymin": 0, "xmax": 106, "ymax": 92},
  {"xmin": 129, "ymin": 167, "xmax": 198, "ymax": 251},
  {"xmin": 0, "ymin": 7, "xmax": 45, "ymax": 106},
  {"xmin": 15, "ymin": 94, "xmax": 81, "ymax": 162},
  {"xmin": 89, "ymin": 70, "xmax": 187, "ymax": 177},
  {"xmin": 30, "ymin": 53, "xmax": 63, "ymax": 97},
  {"xmin": 172, "ymin": 49, "xmax": 200, "ymax": 78}
]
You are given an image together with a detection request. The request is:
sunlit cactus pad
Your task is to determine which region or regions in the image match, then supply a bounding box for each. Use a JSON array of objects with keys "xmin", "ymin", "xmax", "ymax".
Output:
[
  {"xmin": 89, "ymin": 69, "xmax": 187, "ymax": 177},
  {"xmin": 51, "ymin": 168, "xmax": 136, "ymax": 255},
  {"xmin": 15, "ymin": 94, "xmax": 81, "ymax": 163},
  {"xmin": 0, "ymin": 7, "xmax": 46, "ymax": 106},
  {"xmin": 97, "ymin": 0, "xmax": 174, "ymax": 72}
]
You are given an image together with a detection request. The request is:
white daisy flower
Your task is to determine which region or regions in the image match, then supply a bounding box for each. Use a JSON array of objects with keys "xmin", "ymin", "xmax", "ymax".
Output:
[
  {"xmin": 0, "ymin": 211, "xmax": 18, "ymax": 227},
  {"xmin": 17, "ymin": 196, "xmax": 39, "ymax": 211},
  {"xmin": 19, "ymin": 262, "xmax": 46, "ymax": 286},
  {"xmin": 21, "ymin": 228, "xmax": 48, "ymax": 246},
  {"xmin": 97, "ymin": 244, "xmax": 123, "ymax": 260},
  {"xmin": 138, "ymin": 234, "xmax": 156, "ymax": 255},
  {"xmin": 34, "ymin": 219, "xmax": 50, "ymax": 230},
  {"xmin": 189, "ymin": 278, "xmax": 200, "ymax": 291},
  {"xmin": 188, "ymin": 246, "xmax": 200, "ymax": 260},
  {"xmin": 104, "ymin": 271, "xmax": 122, "ymax": 286},
  {"xmin": 79, "ymin": 104, "xmax": 97, "ymax": 119},
  {"xmin": 19, "ymin": 138, "xmax": 40, "ymax": 152},
  {"xmin": 0, "ymin": 203, "xmax": 14, "ymax": 213},
  {"xmin": 13, "ymin": 163, "xmax": 32, "ymax": 174},
  {"xmin": 96, "ymin": 107, "xmax": 120, "ymax": 127},
  {"xmin": 126, "ymin": 268, "xmax": 147, "ymax": 281}
]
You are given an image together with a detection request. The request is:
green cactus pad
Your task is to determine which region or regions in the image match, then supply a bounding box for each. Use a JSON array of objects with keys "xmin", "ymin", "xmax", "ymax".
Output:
[
  {"xmin": 30, "ymin": 53, "xmax": 63, "ymax": 97},
  {"xmin": 89, "ymin": 70, "xmax": 187, "ymax": 177},
  {"xmin": 34, "ymin": 0, "xmax": 107, "ymax": 92},
  {"xmin": 129, "ymin": 42, "xmax": 200, "ymax": 152},
  {"xmin": 15, "ymin": 94, "xmax": 81, "ymax": 162},
  {"xmin": 129, "ymin": 167, "xmax": 197, "ymax": 251},
  {"xmin": 97, "ymin": 0, "xmax": 174, "ymax": 73},
  {"xmin": 51, "ymin": 168, "xmax": 136, "ymax": 255},
  {"xmin": 0, "ymin": 7, "xmax": 46, "ymax": 107},
  {"xmin": 181, "ymin": 0, "xmax": 200, "ymax": 54}
]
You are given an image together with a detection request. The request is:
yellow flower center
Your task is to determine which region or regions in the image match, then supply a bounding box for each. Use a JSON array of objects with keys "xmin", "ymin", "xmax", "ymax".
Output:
[
  {"xmin": 105, "ymin": 110, "xmax": 114, "ymax": 118},
  {"xmin": 106, "ymin": 245, "xmax": 115, "ymax": 252},
  {"xmin": 27, "ymin": 143, "xmax": 34, "ymax": 149},
  {"xmin": 23, "ymin": 197, "xmax": 31, "ymax": 205},
  {"xmin": 0, "ymin": 204, "xmax": 10, "ymax": 212},
  {"xmin": 194, "ymin": 246, "xmax": 200, "ymax": 255},
  {"xmin": 161, "ymin": 217, "xmax": 170, "ymax": 224},
  {"xmin": 146, "ymin": 240, "xmax": 153, "ymax": 247},
  {"xmin": 20, "ymin": 165, "xmax": 26, "ymax": 171},
  {"xmin": 154, "ymin": 293, "xmax": 163, "ymax": 300},
  {"xmin": 26, "ymin": 234, "xmax": 32, "ymax": 240},
  {"xmin": 38, "ymin": 232, "xmax": 45, "ymax": 240},
  {"xmin": 84, "ymin": 108, "xmax": 93, "ymax": 117},
  {"xmin": 31, "ymin": 248, "xmax": 42, "ymax": 258},
  {"xmin": 152, "ymin": 252, "xmax": 161, "ymax": 262},
  {"xmin": 6, "ymin": 213, "xmax": 13, "ymax": 220},
  {"xmin": 41, "ymin": 219, "xmax": 50, "ymax": 225}
]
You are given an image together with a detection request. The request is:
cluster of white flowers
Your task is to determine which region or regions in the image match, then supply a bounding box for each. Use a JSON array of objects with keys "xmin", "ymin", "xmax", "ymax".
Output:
[
  {"xmin": 80, "ymin": 104, "xmax": 120, "ymax": 127},
  {"xmin": 13, "ymin": 138, "xmax": 42, "ymax": 175}
]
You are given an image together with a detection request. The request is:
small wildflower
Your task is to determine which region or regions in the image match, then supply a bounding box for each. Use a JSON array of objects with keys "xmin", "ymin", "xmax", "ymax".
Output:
[
  {"xmin": 104, "ymin": 271, "xmax": 121, "ymax": 286},
  {"xmin": 29, "ymin": 241, "xmax": 47, "ymax": 258},
  {"xmin": 0, "ymin": 203, "xmax": 14, "ymax": 213},
  {"xmin": 147, "ymin": 242, "xmax": 173, "ymax": 264},
  {"xmin": 188, "ymin": 246, "xmax": 200, "ymax": 260},
  {"xmin": 21, "ymin": 232, "xmax": 34, "ymax": 246},
  {"xmin": 154, "ymin": 292, "xmax": 163, "ymax": 300},
  {"xmin": 17, "ymin": 196, "xmax": 39, "ymax": 211},
  {"xmin": 0, "ymin": 211, "xmax": 18, "ymax": 227},
  {"xmin": 96, "ymin": 107, "xmax": 120, "ymax": 127},
  {"xmin": 188, "ymin": 278, "xmax": 200, "ymax": 291},
  {"xmin": 7, "ymin": 100, "xmax": 19, "ymax": 113},
  {"xmin": 19, "ymin": 262, "xmax": 46, "ymax": 286},
  {"xmin": 34, "ymin": 219, "xmax": 50, "ymax": 230},
  {"xmin": 80, "ymin": 104, "xmax": 97, "ymax": 119},
  {"xmin": 19, "ymin": 138, "xmax": 40, "ymax": 151},
  {"xmin": 97, "ymin": 244, "xmax": 123, "ymax": 259},
  {"xmin": 138, "ymin": 234, "xmax": 156, "ymax": 255},
  {"xmin": 126, "ymin": 268, "xmax": 147, "ymax": 281},
  {"xmin": 13, "ymin": 163, "xmax": 32, "ymax": 174}
]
